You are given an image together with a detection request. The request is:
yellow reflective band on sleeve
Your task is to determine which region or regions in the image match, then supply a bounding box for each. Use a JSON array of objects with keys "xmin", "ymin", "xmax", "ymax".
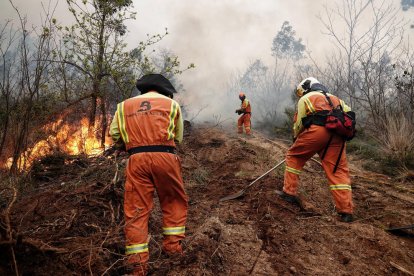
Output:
[
  {"xmin": 117, "ymin": 102, "xmax": 129, "ymax": 144},
  {"xmin": 167, "ymin": 101, "xmax": 178, "ymax": 140},
  {"xmin": 304, "ymin": 98, "xmax": 315, "ymax": 113},
  {"xmin": 125, "ymin": 243, "xmax": 149, "ymax": 255},
  {"xmin": 286, "ymin": 166, "xmax": 302, "ymax": 175},
  {"xmin": 340, "ymin": 100, "xmax": 345, "ymax": 108},
  {"xmin": 330, "ymin": 184, "xmax": 352, "ymax": 191},
  {"xmin": 163, "ymin": 226, "xmax": 185, "ymax": 235}
]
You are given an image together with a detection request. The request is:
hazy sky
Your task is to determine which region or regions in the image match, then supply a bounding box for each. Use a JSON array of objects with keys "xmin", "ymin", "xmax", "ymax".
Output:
[{"xmin": 1, "ymin": 0, "xmax": 413, "ymax": 121}]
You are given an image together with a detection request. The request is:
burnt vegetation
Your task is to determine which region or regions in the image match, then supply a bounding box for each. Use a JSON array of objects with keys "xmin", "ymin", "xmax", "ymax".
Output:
[{"xmin": 1, "ymin": 127, "xmax": 413, "ymax": 275}]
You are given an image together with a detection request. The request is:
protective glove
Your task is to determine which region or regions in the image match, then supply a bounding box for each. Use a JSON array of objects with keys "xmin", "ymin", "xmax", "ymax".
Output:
[{"xmin": 114, "ymin": 141, "xmax": 126, "ymax": 152}]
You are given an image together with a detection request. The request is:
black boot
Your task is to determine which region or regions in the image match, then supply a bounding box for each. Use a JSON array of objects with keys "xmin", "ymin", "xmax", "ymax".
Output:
[
  {"xmin": 276, "ymin": 190, "xmax": 301, "ymax": 207},
  {"xmin": 338, "ymin": 213, "xmax": 353, "ymax": 223}
]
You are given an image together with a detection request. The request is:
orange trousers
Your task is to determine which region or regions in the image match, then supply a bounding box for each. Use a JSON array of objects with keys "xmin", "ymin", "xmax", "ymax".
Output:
[
  {"xmin": 124, "ymin": 152, "xmax": 188, "ymax": 275},
  {"xmin": 283, "ymin": 125, "xmax": 353, "ymax": 214},
  {"xmin": 238, "ymin": 114, "xmax": 251, "ymax": 134}
]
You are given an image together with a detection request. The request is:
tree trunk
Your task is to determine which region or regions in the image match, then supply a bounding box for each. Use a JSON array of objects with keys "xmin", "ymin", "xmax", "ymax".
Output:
[
  {"xmin": 89, "ymin": 94, "xmax": 97, "ymax": 129},
  {"xmin": 0, "ymin": 109, "xmax": 10, "ymax": 158},
  {"xmin": 100, "ymin": 99, "xmax": 107, "ymax": 148},
  {"xmin": 10, "ymin": 106, "xmax": 31, "ymax": 174}
]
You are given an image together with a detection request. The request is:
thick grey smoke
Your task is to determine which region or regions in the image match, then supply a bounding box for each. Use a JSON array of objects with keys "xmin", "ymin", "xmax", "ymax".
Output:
[
  {"xmin": 128, "ymin": 0, "xmax": 333, "ymax": 124},
  {"xmin": 128, "ymin": 0, "xmax": 412, "ymax": 124},
  {"xmin": 1, "ymin": 0, "xmax": 411, "ymax": 126}
]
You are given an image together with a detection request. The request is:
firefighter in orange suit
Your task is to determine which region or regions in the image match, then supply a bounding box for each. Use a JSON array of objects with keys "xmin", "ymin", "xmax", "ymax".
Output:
[
  {"xmin": 278, "ymin": 77, "xmax": 354, "ymax": 223},
  {"xmin": 109, "ymin": 74, "xmax": 188, "ymax": 275},
  {"xmin": 235, "ymin": 92, "xmax": 252, "ymax": 135}
]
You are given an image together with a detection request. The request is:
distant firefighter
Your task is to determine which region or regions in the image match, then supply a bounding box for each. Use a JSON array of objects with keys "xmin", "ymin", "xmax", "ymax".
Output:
[
  {"xmin": 235, "ymin": 92, "xmax": 252, "ymax": 135},
  {"xmin": 109, "ymin": 74, "xmax": 188, "ymax": 275},
  {"xmin": 278, "ymin": 77, "xmax": 355, "ymax": 223}
]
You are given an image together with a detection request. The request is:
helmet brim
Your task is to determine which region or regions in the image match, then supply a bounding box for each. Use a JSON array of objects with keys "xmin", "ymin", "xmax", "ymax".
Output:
[{"xmin": 136, "ymin": 74, "xmax": 177, "ymax": 98}]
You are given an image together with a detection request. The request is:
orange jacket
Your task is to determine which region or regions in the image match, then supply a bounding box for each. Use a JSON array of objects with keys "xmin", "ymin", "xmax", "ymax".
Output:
[
  {"xmin": 110, "ymin": 92, "xmax": 183, "ymax": 150},
  {"xmin": 240, "ymin": 98, "xmax": 251, "ymax": 113},
  {"xmin": 293, "ymin": 92, "xmax": 350, "ymax": 138}
]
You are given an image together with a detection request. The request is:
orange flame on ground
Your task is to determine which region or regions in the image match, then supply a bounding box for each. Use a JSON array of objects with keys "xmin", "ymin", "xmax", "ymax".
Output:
[{"xmin": 6, "ymin": 116, "xmax": 112, "ymax": 170}]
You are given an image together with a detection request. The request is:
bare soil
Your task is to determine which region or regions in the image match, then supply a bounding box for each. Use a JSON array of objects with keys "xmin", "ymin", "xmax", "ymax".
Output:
[{"xmin": 1, "ymin": 124, "xmax": 413, "ymax": 275}]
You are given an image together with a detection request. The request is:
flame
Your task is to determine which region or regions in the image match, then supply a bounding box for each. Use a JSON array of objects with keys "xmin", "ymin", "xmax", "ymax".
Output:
[
  {"xmin": 6, "ymin": 116, "xmax": 112, "ymax": 171},
  {"xmin": 56, "ymin": 117, "xmax": 107, "ymax": 155}
]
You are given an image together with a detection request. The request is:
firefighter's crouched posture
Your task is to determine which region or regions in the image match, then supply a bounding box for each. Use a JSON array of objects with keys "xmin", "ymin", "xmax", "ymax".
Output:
[{"xmin": 279, "ymin": 77, "xmax": 354, "ymax": 223}]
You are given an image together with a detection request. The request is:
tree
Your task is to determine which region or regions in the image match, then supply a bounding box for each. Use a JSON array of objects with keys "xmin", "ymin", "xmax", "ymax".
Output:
[
  {"xmin": 59, "ymin": 0, "xmax": 136, "ymax": 147},
  {"xmin": 2, "ymin": 0, "xmax": 57, "ymax": 173},
  {"xmin": 0, "ymin": 21, "xmax": 17, "ymax": 160},
  {"xmin": 59, "ymin": 0, "xmax": 194, "ymax": 147},
  {"xmin": 318, "ymin": 0, "xmax": 414, "ymax": 168},
  {"xmin": 319, "ymin": 0, "xmax": 405, "ymax": 126},
  {"xmin": 226, "ymin": 58, "xmax": 294, "ymax": 129},
  {"xmin": 225, "ymin": 22, "xmax": 307, "ymax": 132},
  {"xmin": 401, "ymin": 0, "xmax": 414, "ymax": 11},
  {"xmin": 271, "ymin": 21, "xmax": 306, "ymax": 60}
]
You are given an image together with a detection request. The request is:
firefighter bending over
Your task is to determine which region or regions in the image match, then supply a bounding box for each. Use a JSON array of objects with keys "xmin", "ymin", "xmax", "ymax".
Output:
[{"xmin": 278, "ymin": 77, "xmax": 354, "ymax": 223}]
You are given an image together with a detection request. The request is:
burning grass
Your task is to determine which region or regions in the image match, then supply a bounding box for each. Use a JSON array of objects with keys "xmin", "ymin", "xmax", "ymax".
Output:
[{"xmin": 3, "ymin": 115, "xmax": 112, "ymax": 172}]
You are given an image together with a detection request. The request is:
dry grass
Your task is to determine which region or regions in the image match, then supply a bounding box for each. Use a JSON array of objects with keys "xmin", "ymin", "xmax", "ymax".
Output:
[
  {"xmin": 190, "ymin": 167, "xmax": 210, "ymax": 186},
  {"xmin": 376, "ymin": 115, "xmax": 414, "ymax": 166}
]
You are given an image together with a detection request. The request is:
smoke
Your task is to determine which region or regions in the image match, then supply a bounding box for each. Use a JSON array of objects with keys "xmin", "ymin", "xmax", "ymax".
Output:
[
  {"xmin": 128, "ymin": 0, "xmax": 333, "ymax": 124},
  {"xmin": 1, "ymin": 0, "xmax": 411, "ymax": 125},
  {"xmin": 131, "ymin": 0, "xmax": 410, "ymax": 125}
]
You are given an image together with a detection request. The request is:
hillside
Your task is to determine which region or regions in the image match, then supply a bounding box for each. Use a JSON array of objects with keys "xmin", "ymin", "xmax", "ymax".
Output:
[{"xmin": 1, "ymin": 123, "xmax": 413, "ymax": 275}]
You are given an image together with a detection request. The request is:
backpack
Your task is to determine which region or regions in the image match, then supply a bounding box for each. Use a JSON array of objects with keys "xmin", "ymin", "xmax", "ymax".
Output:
[
  {"xmin": 324, "ymin": 105, "xmax": 356, "ymax": 141},
  {"xmin": 301, "ymin": 91, "xmax": 356, "ymax": 173},
  {"xmin": 302, "ymin": 92, "xmax": 356, "ymax": 141}
]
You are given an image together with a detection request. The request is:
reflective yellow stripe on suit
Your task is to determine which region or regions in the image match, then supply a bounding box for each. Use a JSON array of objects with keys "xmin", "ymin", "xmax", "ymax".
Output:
[
  {"xmin": 167, "ymin": 101, "xmax": 178, "ymax": 140},
  {"xmin": 163, "ymin": 226, "xmax": 185, "ymax": 235},
  {"xmin": 304, "ymin": 98, "xmax": 316, "ymax": 113},
  {"xmin": 286, "ymin": 166, "xmax": 302, "ymax": 175},
  {"xmin": 330, "ymin": 184, "xmax": 352, "ymax": 191},
  {"xmin": 117, "ymin": 102, "xmax": 129, "ymax": 144},
  {"xmin": 125, "ymin": 243, "xmax": 149, "ymax": 255}
]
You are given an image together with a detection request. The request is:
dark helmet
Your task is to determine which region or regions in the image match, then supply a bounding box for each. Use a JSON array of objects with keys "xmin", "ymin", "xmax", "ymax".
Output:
[{"xmin": 136, "ymin": 74, "xmax": 177, "ymax": 99}]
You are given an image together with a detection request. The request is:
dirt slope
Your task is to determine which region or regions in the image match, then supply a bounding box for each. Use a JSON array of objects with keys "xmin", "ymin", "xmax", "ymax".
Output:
[{"xmin": 1, "ymin": 124, "xmax": 413, "ymax": 275}]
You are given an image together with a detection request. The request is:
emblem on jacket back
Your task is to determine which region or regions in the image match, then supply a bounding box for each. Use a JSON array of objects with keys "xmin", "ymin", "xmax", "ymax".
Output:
[{"xmin": 138, "ymin": 101, "xmax": 152, "ymax": 112}]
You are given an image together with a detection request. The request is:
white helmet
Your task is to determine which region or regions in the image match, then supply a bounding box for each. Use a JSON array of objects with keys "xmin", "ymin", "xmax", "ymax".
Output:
[{"xmin": 296, "ymin": 77, "xmax": 319, "ymax": 97}]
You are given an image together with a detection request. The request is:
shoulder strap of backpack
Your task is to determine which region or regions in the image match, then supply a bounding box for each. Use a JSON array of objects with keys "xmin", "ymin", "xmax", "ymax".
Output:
[{"xmin": 321, "ymin": 91, "xmax": 335, "ymax": 109}]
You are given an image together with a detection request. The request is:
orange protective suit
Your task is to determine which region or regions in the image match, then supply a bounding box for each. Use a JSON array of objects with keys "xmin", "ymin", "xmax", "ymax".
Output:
[
  {"xmin": 283, "ymin": 90, "xmax": 353, "ymax": 215},
  {"xmin": 110, "ymin": 91, "xmax": 188, "ymax": 275},
  {"xmin": 237, "ymin": 98, "xmax": 252, "ymax": 135}
]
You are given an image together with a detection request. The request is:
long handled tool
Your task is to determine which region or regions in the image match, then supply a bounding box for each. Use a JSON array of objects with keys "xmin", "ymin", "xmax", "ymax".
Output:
[
  {"xmin": 220, "ymin": 159, "xmax": 285, "ymax": 202},
  {"xmin": 386, "ymin": 224, "xmax": 414, "ymax": 232},
  {"xmin": 112, "ymin": 155, "xmax": 120, "ymax": 185},
  {"xmin": 386, "ymin": 224, "xmax": 414, "ymax": 238}
]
